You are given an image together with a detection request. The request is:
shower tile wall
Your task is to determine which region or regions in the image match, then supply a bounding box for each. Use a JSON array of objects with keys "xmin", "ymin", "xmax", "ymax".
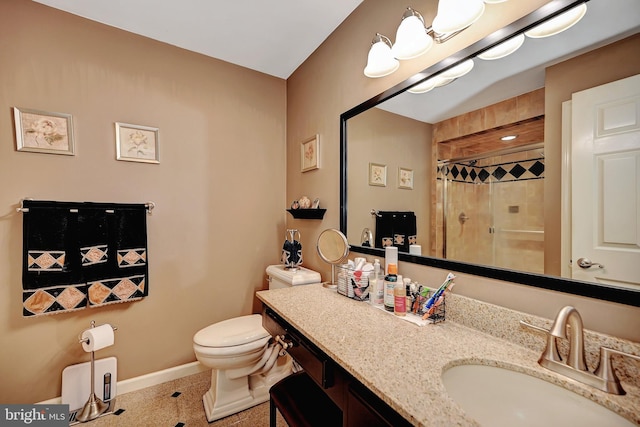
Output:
[{"xmin": 436, "ymin": 152, "xmax": 545, "ymax": 274}]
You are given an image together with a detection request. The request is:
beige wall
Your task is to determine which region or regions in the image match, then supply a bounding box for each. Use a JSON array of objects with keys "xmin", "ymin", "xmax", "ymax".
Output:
[
  {"xmin": 1, "ymin": 0, "xmax": 286, "ymax": 403},
  {"xmin": 347, "ymin": 108, "xmax": 431, "ymax": 249},
  {"xmin": 286, "ymin": 0, "xmax": 640, "ymax": 342}
]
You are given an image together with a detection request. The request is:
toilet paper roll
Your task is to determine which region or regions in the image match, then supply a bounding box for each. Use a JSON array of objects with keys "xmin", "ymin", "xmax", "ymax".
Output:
[
  {"xmin": 81, "ymin": 324, "xmax": 114, "ymax": 352},
  {"xmin": 409, "ymin": 245, "xmax": 422, "ymax": 255}
]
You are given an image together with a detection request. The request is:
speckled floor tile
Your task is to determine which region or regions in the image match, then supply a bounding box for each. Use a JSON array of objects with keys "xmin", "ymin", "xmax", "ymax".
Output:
[{"xmin": 83, "ymin": 371, "xmax": 287, "ymax": 427}]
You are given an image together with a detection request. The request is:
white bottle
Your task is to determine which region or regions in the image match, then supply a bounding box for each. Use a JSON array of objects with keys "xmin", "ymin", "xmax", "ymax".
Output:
[{"xmin": 371, "ymin": 259, "xmax": 383, "ymax": 306}]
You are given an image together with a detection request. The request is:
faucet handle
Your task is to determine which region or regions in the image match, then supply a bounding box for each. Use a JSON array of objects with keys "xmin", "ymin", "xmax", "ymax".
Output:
[
  {"xmin": 520, "ymin": 320, "xmax": 562, "ymax": 363},
  {"xmin": 594, "ymin": 347, "xmax": 640, "ymax": 395}
]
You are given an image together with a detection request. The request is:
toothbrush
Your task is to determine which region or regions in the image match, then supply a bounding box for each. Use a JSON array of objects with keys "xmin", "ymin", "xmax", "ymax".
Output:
[
  {"xmin": 422, "ymin": 273, "xmax": 455, "ymax": 319},
  {"xmin": 426, "ymin": 282, "xmax": 456, "ymax": 316}
]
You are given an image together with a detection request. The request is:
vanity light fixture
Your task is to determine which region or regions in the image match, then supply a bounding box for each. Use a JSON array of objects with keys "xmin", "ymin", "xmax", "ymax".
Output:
[
  {"xmin": 365, "ymin": 0, "xmax": 511, "ymax": 78},
  {"xmin": 478, "ymin": 33, "xmax": 525, "ymax": 60},
  {"xmin": 525, "ymin": 3, "xmax": 587, "ymax": 38},
  {"xmin": 432, "ymin": 0, "xmax": 485, "ymax": 35},
  {"xmin": 391, "ymin": 8, "xmax": 434, "ymax": 60},
  {"xmin": 363, "ymin": 33, "xmax": 400, "ymax": 78}
]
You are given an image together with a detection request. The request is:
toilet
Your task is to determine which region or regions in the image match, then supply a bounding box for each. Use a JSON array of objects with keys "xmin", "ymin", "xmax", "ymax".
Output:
[{"xmin": 193, "ymin": 265, "xmax": 321, "ymax": 422}]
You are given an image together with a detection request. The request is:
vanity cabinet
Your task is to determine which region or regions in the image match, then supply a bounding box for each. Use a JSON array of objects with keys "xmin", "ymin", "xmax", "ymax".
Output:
[{"xmin": 262, "ymin": 307, "xmax": 412, "ymax": 427}]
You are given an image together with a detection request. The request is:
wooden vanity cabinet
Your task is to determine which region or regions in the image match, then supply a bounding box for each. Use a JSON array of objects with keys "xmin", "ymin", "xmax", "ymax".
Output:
[{"xmin": 262, "ymin": 307, "xmax": 413, "ymax": 427}]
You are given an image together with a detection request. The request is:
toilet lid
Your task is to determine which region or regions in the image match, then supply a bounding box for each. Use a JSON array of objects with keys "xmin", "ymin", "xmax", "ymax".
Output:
[{"xmin": 193, "ymin": 314, "xmax": 269, "ymax": 348}]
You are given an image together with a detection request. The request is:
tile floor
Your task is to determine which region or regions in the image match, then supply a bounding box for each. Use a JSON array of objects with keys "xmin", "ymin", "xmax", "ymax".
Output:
[{"xmin": 81, "ymin": 371, "xmax": 286, "ymax": 427}]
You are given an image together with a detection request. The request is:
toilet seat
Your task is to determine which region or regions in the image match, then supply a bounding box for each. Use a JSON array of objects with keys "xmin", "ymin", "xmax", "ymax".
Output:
[{"xmin": 194, "ymin": 314, "xmax": 270, "ymax": 354}]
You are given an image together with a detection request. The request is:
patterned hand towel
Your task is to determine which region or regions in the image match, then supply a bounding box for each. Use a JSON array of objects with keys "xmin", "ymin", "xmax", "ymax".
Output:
[
  {"xmin": 87, "ymin": 204, "xmax": 149, "ymax": 308},
  {"xmin": 22, "ymin": 200, "xmax": 87, "ymax": 316}
]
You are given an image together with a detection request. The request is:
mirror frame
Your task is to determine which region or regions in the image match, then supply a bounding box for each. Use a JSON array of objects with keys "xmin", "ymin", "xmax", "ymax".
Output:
[{"xmin": 340, "ymin": 0, "xmax": 640, "ymax": 307}]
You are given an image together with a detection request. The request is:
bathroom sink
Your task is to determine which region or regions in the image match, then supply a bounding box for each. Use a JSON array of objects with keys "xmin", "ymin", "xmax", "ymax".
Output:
[{"xmin": 442, "ymin": 364, "xmax": 634, "ymax": 426}]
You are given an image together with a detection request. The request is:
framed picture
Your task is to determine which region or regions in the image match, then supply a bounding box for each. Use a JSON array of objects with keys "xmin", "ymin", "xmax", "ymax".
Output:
[
  {"xmin": 115, "ymin": 122, "xmax": 159, "ymax": 164},
  {"xmin": 369, "ymin": 163, "xmax": 387, "ymax": 187},
  {"xmin": 13, "ymin": 107, "xmax": 75, "ymax": 155},
  {"xmin": 301, "ymin": 134, "xmax": 319, "ymax": 172},
  {"xmin": 398, "ymin": 167, "xmax": 414, "ymax": 189}
]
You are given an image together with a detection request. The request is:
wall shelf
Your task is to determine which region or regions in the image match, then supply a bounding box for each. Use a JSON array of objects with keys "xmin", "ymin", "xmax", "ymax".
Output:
[{"xmin": 287, "ymin": 208, "xmax": 326, "ymax": 219}]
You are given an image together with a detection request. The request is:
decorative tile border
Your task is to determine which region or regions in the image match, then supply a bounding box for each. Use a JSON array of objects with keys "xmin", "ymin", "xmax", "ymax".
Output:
[{"xmin": 438, "ymin": 157, "xmax": 544, "ymax": 184}]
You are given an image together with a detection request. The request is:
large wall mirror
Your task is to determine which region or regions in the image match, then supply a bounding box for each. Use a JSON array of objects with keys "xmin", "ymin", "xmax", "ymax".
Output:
[{"xmin": 340, "ymin": 0, "xmax": 640, "ymax": 306}]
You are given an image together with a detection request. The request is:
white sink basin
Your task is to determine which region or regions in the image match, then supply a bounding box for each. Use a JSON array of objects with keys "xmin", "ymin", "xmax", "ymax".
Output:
[{"xmin": 442, "ymin": 364, "xmax": 634, "ymax": 426}]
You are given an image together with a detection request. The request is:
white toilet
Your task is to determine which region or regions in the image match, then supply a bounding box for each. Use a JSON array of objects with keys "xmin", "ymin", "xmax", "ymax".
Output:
[{"xmin": 193, "ymin": 265, "xmax": 321, "ymax": 422}]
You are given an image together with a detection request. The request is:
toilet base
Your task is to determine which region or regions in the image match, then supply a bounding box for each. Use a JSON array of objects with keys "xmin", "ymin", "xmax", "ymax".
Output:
[{"xmin": 202, "ymin": 354, "xmax": 293, "ymax": 422}]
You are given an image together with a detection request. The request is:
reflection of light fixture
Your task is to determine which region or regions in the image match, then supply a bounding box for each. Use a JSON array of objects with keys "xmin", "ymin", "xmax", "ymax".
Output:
[
  {"xmin": 525, "ymin": 3, "xmax": 587, "ymax": 38},
  {"xmin": 408, "ymin": 78, "xmax": 438, "ymax": 94},
  {"xmin": 478, "ymin": 33, "xmax": 525, "ymax": 60},
  {"xmin": 440, "ymin": 59, "xmax": 475, "ymax": 79},
  {"xmin": 363, "ymin": 33, "xmax": 400, "ymax": 78},
  {"xmin": 408, "ymin": 59, "xmax": 474, "ymax": 93},
  {"xmin": 432, "ymin": 0, "xmax": 485, "ymax": 35},
  {"xmin": 392, "ymin": 8, "xmax": 434, "ymax": 60},
  {"xmin": 501, "ymin": 135, "xmax": 518, "ymax": 141}
]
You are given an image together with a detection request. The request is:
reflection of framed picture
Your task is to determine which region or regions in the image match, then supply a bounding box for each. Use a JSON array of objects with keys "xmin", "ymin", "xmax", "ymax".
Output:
[
  {"xmin": 301, "ymin": 134, "xmax": 319, "ymax": 172},
  {"xmin": 398, "ymin": 167, "xmax": 414, "ymax": 189},
  {"xmin": 116, "ymin": 122, "xmax": 159, "ymax": 164},
  {"xmin": 369, "ymin": 163, "xmax": 387, "ymax": 186},
  {"xmin": 13, "ymin": 107, "xmax": 75, "ymax": 155}
]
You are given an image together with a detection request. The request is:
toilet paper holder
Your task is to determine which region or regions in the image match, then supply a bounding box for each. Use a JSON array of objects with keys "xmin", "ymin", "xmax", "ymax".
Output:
[
  {"xmin": 78, "ymin": 321, "xmax": 117, "ymax": 345},
  {"xmin": 76, "ymin": 320, "xmax": 117, "ymax": 423}
]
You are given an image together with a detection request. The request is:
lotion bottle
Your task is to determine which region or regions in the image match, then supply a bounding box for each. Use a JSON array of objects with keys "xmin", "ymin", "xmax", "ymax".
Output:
[
  {"xmin": 394, "ymin": 275, "xmax": 406, "ymax": 316},
  {"xmin": 371, "ymin": 259, "xmax": 383, "ymax": 306},
  {"xmin": 384, "ymin": 263, "xmax": 397, "ymax": 312}
]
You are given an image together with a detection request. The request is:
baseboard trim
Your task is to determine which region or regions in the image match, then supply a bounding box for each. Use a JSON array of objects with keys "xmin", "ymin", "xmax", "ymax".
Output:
[{"xmin": 38, "ymin": 361, "xmax": 208, "ymax": 404}]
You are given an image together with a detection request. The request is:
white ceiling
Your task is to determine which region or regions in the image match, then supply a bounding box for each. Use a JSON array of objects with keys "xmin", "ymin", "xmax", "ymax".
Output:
[{"xmin": 33, "ymin": 0, "xmax": 364, "ymax": 79}]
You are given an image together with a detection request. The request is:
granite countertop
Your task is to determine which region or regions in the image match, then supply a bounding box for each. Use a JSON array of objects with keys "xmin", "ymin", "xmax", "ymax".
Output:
[{"xmin": 257, "ymin": 284, "xmax": 640, "ymax": 426}]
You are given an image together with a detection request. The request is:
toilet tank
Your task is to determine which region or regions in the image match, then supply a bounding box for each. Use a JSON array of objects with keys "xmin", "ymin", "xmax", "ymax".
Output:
[{"xmin": 266, "ymin": 265, "xmax": 321, "ymax": 290}]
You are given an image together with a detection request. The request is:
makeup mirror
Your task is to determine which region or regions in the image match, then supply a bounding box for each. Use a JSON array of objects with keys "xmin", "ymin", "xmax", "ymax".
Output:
[{"xmin": 317, "ymin": 228, "xmax": 350, "ymax": 288}]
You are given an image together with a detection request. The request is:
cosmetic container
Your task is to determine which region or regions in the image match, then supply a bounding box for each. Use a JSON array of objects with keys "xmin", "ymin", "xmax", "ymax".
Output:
[
  {"xmin": 394, "ymin": 275, "xmax": 406, "ymax": 316},
  {"xmin": 384, "ymin": 263, "xmax": 397, "ymax": 312}
]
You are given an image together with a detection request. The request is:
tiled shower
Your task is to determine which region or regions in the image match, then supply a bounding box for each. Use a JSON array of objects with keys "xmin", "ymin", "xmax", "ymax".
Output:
[{"xmin": 435, "ymin": 146, "xmax": 545, "ymax": 274}]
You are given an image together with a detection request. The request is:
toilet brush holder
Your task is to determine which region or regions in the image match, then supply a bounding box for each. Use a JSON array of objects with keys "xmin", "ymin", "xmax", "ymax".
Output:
[{"xmin": 76, "ymin": 321, "xmax": 117, "ymax": 423}]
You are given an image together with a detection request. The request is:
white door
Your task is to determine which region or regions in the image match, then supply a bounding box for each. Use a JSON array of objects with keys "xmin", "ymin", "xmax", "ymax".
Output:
[{"xmin": 571, "ymin": 74, "xmax": 640, "ymax": 289}]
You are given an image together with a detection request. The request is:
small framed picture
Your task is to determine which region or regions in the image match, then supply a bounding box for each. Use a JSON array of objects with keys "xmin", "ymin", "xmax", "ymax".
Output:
[
  {"xmin": 369, "ymin": 163, "xmax": 387, "ymax": 187},
  {"xmin": 398, "ymin": 167, "xmax": 414, "ymax": 189},
  {"xmin": 301, "ymin": 134, "xmax": 319, "ymax": 172},
  {"xmin": 13, "ymin": 107, "xmax": 75, "ymax": 155},
  {"xmin": 115, "ymin": 122, "xmax": 159, "ymax": 164}
]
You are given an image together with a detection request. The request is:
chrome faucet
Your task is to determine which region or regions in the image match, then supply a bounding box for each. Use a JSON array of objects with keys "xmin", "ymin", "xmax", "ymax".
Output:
[{"xmin": 521, "ymin": 306, "xmax": 640, "ymax": 395}]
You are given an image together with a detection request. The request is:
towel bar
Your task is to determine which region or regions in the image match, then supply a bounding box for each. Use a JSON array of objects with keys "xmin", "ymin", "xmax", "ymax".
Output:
[{"xmin": 17, "ymin": 199, "xmax": 156, "ymax": 214}]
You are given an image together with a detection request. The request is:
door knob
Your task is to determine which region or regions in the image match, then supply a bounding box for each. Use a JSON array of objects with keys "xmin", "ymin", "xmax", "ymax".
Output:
[{"xmin": 576, "ymin": 258, "xmax": 604, "ymax": 269}]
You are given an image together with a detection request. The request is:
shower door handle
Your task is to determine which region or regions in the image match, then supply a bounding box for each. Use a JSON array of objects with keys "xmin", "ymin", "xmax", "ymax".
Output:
[{"xmin": 576, "ymin": 258, "xmax": 605, "ymax": 269}]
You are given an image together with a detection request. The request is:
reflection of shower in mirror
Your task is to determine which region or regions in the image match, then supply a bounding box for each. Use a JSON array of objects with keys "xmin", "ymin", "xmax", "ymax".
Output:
[{"xmin": 458, "ymin": 212, "xmax": 469, "ymax": 225}]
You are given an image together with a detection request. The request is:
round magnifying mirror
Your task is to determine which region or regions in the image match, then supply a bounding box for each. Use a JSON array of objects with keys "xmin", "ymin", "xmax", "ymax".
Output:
[{"xmin": 317, "ymin": 228, "xmax": 349, "ymax": 288}]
